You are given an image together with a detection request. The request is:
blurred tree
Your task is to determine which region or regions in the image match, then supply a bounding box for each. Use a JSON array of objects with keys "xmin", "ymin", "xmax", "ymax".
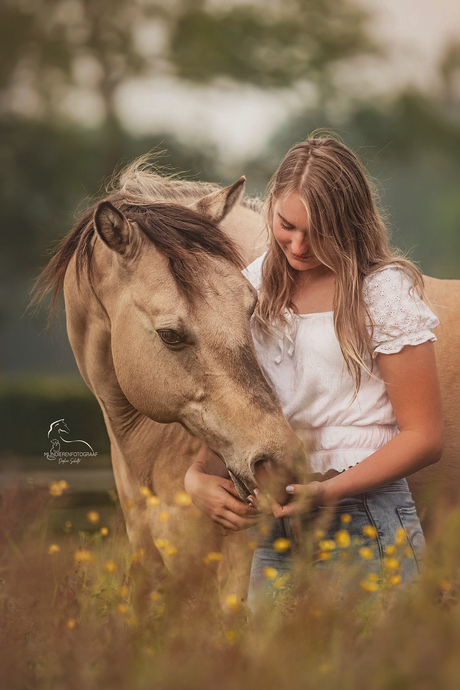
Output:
[
  {"xmin": 170, "ymin": 0, "xmax": 379, "ymax": 101},
  {"xmin": 0, "ymin": 0, "xmax": 379, "ymax": 132}
]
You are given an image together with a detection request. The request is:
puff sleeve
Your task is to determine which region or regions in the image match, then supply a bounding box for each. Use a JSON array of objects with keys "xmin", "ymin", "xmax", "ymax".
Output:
[{"xmin": 363, "ymin": 266, "xmax": 439, "ymax": 357}]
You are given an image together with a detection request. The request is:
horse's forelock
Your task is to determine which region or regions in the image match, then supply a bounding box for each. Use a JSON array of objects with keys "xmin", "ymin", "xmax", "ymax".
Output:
[{"xmin": 32, "ymin": 175, "xmax": 249, "ymax": 319}]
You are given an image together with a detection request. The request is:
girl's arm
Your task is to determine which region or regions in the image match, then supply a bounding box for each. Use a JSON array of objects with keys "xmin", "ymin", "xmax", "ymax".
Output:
[
  {"xmin": 269, "ymin": 341, "xmax": 444, "ymax": 517},
  {"xmin": 184, "ymin": 442, "xmax": 261, "ymax": 531}
]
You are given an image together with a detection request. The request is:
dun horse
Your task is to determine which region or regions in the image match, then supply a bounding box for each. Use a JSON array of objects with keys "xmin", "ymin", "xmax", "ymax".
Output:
[
  {"xmin": 35, "ymin": 160, "xmax": 460, "ymax": 601},
  {"xmin": 34, "ymin": 161, "xmax": 306, "ymax": 600}
]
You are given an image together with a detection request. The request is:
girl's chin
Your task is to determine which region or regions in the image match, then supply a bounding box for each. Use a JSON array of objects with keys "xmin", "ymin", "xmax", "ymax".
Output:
[{"xmin": 288, "ymin": 255, "xmax": 323, "ymax": 270}]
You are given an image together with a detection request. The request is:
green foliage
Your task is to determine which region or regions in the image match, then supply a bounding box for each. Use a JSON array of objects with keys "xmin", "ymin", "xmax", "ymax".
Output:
[
  {"xmin": 171, "ymin": 0, "xmax": 378, "ymax": 91},
  {"xmin": 0, "ymin": 120, "xmax": 220, "ymax": 275},
  {"xmin": 0, "ymin": 375, "xmax": 110, "ymax": 457}
]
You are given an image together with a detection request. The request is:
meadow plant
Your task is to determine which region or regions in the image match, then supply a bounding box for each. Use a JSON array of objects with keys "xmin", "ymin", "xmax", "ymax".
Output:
[{"xmin": 1, "ymin": 481, "xmax": 459, "ymax": 690}]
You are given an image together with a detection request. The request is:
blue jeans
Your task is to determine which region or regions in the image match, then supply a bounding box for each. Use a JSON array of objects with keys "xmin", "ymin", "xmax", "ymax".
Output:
[{"xmin": 247, "ymin": 478, "xmax": 425, "ymax": 611}]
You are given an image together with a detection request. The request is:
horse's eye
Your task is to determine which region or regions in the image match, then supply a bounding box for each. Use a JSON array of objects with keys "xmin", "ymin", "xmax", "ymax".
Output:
[{"xmin": 157, "ymin": 329, "xmax": 183, "ymax": 346}]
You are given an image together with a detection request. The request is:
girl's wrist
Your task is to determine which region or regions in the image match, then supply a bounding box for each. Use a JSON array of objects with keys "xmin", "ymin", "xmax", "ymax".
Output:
[{"xmin": 318, "ymin": 477, "xmax": 343, "ymax": 506}]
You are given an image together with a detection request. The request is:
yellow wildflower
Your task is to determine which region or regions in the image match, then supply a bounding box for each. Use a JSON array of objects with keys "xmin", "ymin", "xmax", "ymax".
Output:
[
  {"xmin": 47, "ymin": 543, "xmax": 60, "ymax": 555},
  {"xmin": 385, "ymin": 544, "xmax": 397, "ymax": 555},
  {"xmin": 368, "ymin": 573, "xmax": 380, "ymax": 582},
  {"xmin": 125, "ymin": 499, "xmax": 134, "ymax": 510},
  {"xmin": 361, "ymin": 579, "xmax": 379, "ymax": 593},
  {"xmin": 274, "ymin": 574, "xmax": 291, "ymax": 590},
  {"xmin": 131, "ymin": 548, "xmax": 145, "ymax": 563},
  {"xmin": 66, "ymin": 618, "xmax": 76, "ymax": 630},
  {"xmin": 314, "ymin": 529, "xmax": 326, "ymax": 540},
  {"xmin": 117, "ymin": 603, "xmax": 128, "ymax": 614},
  {"xmin": 146, "ymin": 495, "xmax": 160, "ymax": 507},
  {"xmin": 384, "ymin": 557, "xmax": 400, "ymax": 571},
  {"xmin": 118, "ymin": 586, "xmax": 129, "ymax": 598},
  {"xmin": 318, "ymin": 539, "xmax": 336, "ymax": 551},
  {"xmin": 104, "ymin": 560, "xmax": 117, "ymax": 573},
  {"xmin": 273, "ymin": 538, "xmax": 290, "ymax": 552},
  {"xmin": 359, "ymin": 547, "xmax": 373, "ymax": 560},
  {"xmin": 154, "ymin": 538, "xmax": 169, "ymax": 550},
  {"xmin": 362, "ymin": 525, "xmax": 378, "ymax": 539},
  {"xmin": 341, "ymin": 513, "xmax": 352, "ymax": 524},
  {"xmin": 49, "ymin": 481, "xmax": 63, "ymax": 497},
  {"xmin": 335, "ymin": 529, "xmax": 351, "ymax": 548},
  {"xmin": 225, "ymin": 630, "xmax": 237, "ymax": 645},
  {"xmin": 159, "ymin": 511, "xmax": 170, "ymax": 523},
  {"xmin": 440, "ymin": 579, "xmax": 452, "ymax": 592},
  {"xmin": 139, "ymin": 486, "xmax": 151, "ymax": 497},
  {"xmin": 100, "ymin": 526, "xmax": 109, "ymax": 537},
  {"xmin": 175, "ymin": 491, "xmax": 192, "ymax": 507},
  {"xmin": 390, "ymin": 574, "xmax": 402, "ymax": 586},
  {"xmin": 58, "ymin": 480, "xmax": 69, "ymax": 490},
  {"xmin": 150, "ymin": 591, "xmax": 162, "ymax": 602},
  {"xmin": 86, "ymin": 510, "xmax": 100, "ymax": 524},
  {"xmin": 395, "ymin": 527, "xmax": 406, "ymax": 546},
  {"xmin": 263, "ymin": 567, "xmax": 278, "ymax": 580},
  {"xmin": 74, "ymin": 549, "xmax": 94, "ymax": 563},
  {"xmin": 165, "ymin": 544, "xmax": 177, "ymax": 556},
  {"xmin": 155, "ymin": 605, "xmax": 165, "ymax": 618},
  {"xmin": 225, "ymin": 594, "xmax": 240, "ymax": 612},
  {"xmin": 319, "ymin": 551, "xmax": 331, "ymax": 561},
  {"xmin": 206, "ymin": 552, "xmax": 223, "ymax": 562}
]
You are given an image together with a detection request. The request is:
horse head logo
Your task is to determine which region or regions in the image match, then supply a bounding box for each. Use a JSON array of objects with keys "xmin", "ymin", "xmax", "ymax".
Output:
[{"xmin": 48, "ymin": 419, "xmax": 94, "ymax": 452}]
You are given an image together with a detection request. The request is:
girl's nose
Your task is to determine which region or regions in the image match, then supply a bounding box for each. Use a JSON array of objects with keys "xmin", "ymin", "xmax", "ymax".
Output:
[{"xmin": 291, "ymin": 233, "xmax": 308, "ymax": 255}]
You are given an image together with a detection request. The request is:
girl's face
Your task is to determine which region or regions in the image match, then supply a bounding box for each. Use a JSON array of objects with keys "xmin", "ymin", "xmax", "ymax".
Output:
[{"xmin": 272, "ymin": 192, "xmax": 323, "ymax": 272}]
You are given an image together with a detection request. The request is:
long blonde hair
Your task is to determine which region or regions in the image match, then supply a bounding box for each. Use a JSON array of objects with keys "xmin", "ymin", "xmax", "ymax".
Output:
[{"xmin": 254, "ymin": 134, "xmax": 425, "ymax": 390}]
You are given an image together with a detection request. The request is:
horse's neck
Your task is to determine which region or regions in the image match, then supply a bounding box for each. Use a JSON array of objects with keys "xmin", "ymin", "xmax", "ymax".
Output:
[{"xmin": 63, "ymin": 253, "xmax": 199, "ymax": 500}]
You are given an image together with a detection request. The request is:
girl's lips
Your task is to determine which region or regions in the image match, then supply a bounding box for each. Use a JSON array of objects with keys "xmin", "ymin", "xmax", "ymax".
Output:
[{"xmin": 291, "ymin": 253, "xmax": 312, "ymax": 261}]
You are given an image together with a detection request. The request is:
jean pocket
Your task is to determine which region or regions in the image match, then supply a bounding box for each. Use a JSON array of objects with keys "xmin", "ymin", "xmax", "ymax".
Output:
[{"xmin": 396, "ymin": 506, "xmax": 426, "ymax": 573}]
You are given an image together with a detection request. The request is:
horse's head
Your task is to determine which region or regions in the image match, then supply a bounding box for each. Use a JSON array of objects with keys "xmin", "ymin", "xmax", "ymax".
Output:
[
  {"xmin": 74, "ymin": 179, "xmax": 306, "ymax": 499},
  {"xmin": 48, "ymin": 419, "xmax": 70, "ymax": 438}
]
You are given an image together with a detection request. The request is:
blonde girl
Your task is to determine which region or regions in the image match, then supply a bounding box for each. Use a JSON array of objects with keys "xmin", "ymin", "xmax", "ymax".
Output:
[{"xmin": 185, "ymin": 135, "xmax": 443, "ymax": 606}]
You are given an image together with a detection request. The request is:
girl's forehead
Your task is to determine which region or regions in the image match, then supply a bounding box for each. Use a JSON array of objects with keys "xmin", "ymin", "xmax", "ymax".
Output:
[{"xmin": 274, "ymin": 192, "xmax": 309, "ymax": 226}]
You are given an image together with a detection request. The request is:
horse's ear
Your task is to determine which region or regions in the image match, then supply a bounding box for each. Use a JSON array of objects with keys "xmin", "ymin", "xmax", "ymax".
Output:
[
  {"xmin": 190, "ymin": 176, "xmax": 246, "ymax": 224},
  {"xmin": 94, "ymin": 201, "xmax": 132, "ymax": 255}
]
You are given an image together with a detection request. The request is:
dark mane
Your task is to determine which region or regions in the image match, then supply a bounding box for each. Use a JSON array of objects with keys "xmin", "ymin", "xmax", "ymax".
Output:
[{"xmin": 31, "ymin": 165, "xmax": 252, "ymax": 318}]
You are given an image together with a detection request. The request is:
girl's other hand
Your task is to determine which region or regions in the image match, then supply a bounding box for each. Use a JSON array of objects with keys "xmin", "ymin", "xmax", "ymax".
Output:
[{"xmin": 251, "ymin": 481, "xmax": 325, "ymax": 518}]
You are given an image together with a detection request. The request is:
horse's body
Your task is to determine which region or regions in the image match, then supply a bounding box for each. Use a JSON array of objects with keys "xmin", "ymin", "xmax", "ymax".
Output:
[{"xmin": 37, "ymin": 161, "xmax": 459, "ymax": 600}]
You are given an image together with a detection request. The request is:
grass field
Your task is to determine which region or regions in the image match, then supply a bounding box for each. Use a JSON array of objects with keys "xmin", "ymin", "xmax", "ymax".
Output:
[{"xmin": 1, "ymin": 477, "xmax": 460, "ymax": 690}]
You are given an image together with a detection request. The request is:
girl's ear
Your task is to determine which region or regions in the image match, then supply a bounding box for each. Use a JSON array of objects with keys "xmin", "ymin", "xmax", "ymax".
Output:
[{"xmin": 190, "ymin": 176, "xmax": 246, "ymax": 224}]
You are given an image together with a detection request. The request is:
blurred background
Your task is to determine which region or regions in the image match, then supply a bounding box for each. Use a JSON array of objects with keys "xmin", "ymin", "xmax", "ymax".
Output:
[{"xmin": 1, "ymin": 0, "xmax": 459, "ymax": 514}]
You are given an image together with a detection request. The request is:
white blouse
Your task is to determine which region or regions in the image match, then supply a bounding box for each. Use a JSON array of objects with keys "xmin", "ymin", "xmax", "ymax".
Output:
[{"xmin": 243, "ymin": 254, "xmax": 439, "ymax": 475}]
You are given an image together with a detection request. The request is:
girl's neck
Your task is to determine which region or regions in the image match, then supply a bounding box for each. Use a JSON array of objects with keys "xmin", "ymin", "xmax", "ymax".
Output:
[{"xmin": 291, "ymin": 265, "xmax": 335, "ymax": 314}]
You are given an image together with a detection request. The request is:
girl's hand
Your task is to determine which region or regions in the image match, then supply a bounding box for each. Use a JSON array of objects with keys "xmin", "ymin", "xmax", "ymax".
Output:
[
  {"xmin": 251, "ymin": 481, "xmax": 325, "ymax": 518},
  {"xmin": 185, "ymin": 462, "xmax": 261, "ymax": 533}
]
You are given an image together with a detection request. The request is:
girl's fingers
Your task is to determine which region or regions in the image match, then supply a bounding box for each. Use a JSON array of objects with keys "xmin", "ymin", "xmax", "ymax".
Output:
[{"xmin": 220, "ymin": 509, "xmax": 262, "ymax": 531}]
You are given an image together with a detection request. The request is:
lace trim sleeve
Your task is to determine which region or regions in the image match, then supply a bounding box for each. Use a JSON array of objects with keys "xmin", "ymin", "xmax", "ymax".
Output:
[{"xmin": 363, "ymin": 266, "xmax": 439, "ymax": 357}]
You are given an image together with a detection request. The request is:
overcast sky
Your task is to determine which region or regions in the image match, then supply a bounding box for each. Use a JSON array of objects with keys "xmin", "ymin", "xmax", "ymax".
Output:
[{"xmin": 116, "ymin": 0, "xmax": 460, "ymax": 161}]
